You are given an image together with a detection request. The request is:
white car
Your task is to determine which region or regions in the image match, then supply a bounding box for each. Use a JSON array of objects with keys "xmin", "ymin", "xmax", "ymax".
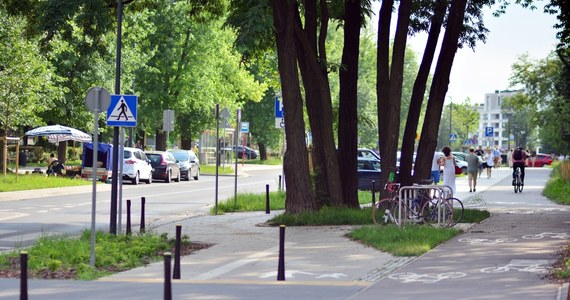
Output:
[{"xmin": 123, "ymin": 147, "xmax": 153, "ymax": 185}]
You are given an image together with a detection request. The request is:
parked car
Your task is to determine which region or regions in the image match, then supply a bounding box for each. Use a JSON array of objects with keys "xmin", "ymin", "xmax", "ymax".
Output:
[
  {"xmin": 357, "ymin": 157, "xmax": 382, "ymax": 190},
  {"xmin": 452, "ymin": 152, "xmax": 467, "ymax": 162},
  {"xmin": 456, "ymin": 158, "xmax": 468, "ymax": 174},
  {"xmin": 357, "ymin": 148, "xmax": 380, "ymax": 160},
  {"xmin": 167, "ymin": 149, "xmax": 200, "ymax": 181},
  {"xmin": 223, "ymin": 145, "xmax": 259, "ymax": 159},
  {"xmin": 527, "ymin": 154, "xmax": 553, "ymax": 167},
  {"xmin": 123, "ymin": 147, "xmax": 153, "ymax": 185},
  {"xmin": 145, "ymin": 151, "xmax": 181, "ymax": 183}
]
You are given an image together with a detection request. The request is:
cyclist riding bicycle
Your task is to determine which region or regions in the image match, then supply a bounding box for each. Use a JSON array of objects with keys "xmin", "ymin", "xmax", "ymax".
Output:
[{"xmin": 512, "ymin": 147, "xmax": 527, "ymax": 186}]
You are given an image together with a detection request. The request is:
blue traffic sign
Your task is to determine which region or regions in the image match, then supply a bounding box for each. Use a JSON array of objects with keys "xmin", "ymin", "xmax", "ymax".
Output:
[
  {"xmin": 107, "ymin": 95, "xmax": 137, "ymax": 127},
  {"xmin": 485, "ymin": 126, "xmax": 494, "ymax": 137},
  {"xmin": 449, "ymin": 133, "xmax": 457, "ymax": 141},
  {"xmin": 275, "ymin": 97, "xmax": 284, "ymax": 118},
  {"xmin": 241, "ymin": 122, "xmax": 249, "ymax": 133}
]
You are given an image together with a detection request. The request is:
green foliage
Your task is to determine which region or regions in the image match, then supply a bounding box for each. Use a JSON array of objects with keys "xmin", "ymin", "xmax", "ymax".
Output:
[
  {"xmin": 0, "ymin": 230, "xmax": 180, "ymax": 280},
  {"xmin": 543, "ymin": 161, "xmax": 570, "ymax": 204},
  {"xmin": 270, "ymin": 207, "xmax": 374, "ymax": 226},
  {"xmin": 438, "ymin": 98, "xmax": 480, "ymax": 150},
  {"xmin": 212, "ymin": 191, "xmax": 286, "ymax": 214},
  {"xmin": 0, "ymin": 10, "xmax": 62, "ymax": 132},
  {"xmin": 0, "ymin": 174, "xmax": 91, "ymax": 192},
  {"xmin": 349, "ymin": 225, "xmax": 460, "ymax": 256}
]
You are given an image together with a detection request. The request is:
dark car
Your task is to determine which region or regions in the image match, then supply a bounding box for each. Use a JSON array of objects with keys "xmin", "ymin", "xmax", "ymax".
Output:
[
  {"xmin": 223, "ymin": 145, "xmax": 259, "ymax": 159},
  {"xmin": 167, "ymin": 149, "xmax": 200, "ymax": 181},
  {"xmin": 527, "ymin": 154, "xmax": 553, "ymax": 167},
  {"xmin": 357, "ymin": 158, "xmax": 382, "ymax": 190},
  {"xmin": 145, "ymin": 151, "xmax": 181, "ymax": 183}
]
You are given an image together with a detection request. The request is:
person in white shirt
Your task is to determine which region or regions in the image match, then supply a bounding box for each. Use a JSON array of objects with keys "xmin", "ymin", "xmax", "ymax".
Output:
[{"xmin": 431, "ymin": 151, "xmax": 444, "ymax": 184}]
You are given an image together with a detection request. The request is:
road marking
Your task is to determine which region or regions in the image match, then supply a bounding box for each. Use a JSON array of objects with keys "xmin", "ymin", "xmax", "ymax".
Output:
[
  {"xmin": 193, "ymin": 246, "xmax": 279, "ymax": 280},
  {"xmin": 0, "ymin": 212, "xmax": 29, "ymax": 221},
  {"xmin": 389, "ymin": 272, "xmax": 466, "ymax": 283},
  {"xmin": 259, "ymin": 270, "xmax": 315, "ymax": 279},
  {"xmin": 481, "ymin": 259, "xmax": 552, "ymax": 273}
]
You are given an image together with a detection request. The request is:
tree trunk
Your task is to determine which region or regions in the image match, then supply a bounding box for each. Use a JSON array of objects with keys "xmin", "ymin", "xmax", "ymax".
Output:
[
  {"xmin": 295, "ymin": 0, "xmax": 343, "ymax": 207},
  {"xmin": 377, "ymin": 0, "xmax": 411, "ymax": 198},
  {"xmin": 181, "ymin": 137, "xmax": 192, "ymax": 150},
  {"xmin": 338, "ymin": 0, "xmax": 362, "ymax": 208},
  {"xmin": 155, "ymin": 130, "xmax": 167, "ymax": 151},
  {"xmin": 272, "ymin": 0, "xmax": 317, "ymax": 213},
  {"xmin": 258, "ymin": 142, "xmax": 267, "ymax": 160},
  {"xmin": 414, "ymin": 0, "xmax": 468, "ymax": 183},
  {"xmin": 57, "ymin": 141, "xmax": 67, "ymax": 165},
  {"xmin": 399, "ymin": 0, "xmax": 447, "ymax": 186}
]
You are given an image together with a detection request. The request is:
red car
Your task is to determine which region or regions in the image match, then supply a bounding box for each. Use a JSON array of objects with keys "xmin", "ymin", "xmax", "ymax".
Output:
[{"xmin": 527, "ymin": 154, "xmax": 553, "ymax": 167}]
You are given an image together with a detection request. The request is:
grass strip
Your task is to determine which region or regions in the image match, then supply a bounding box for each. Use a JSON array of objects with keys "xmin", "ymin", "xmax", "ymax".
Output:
[
  {"xmin": 348, "ymin": 225, "xmax": 461, "ymax": 256},
  {"xmin": 0, "ymin": 174, "xmax": 91, "ymax": 192}
]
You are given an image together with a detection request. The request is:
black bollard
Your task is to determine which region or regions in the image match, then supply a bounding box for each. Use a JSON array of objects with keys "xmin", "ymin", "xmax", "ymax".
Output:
[
  {"xmin": 278, "ymin": 175, "xmax": 282, "ymax": 191},
  {"xmin": 277, "ymin": 225, "xmax": 285, "ymax": 281},
  {"xmin": 173, "ymin": 225, "xmax": 181, "ymax": 279},
  {"xmin": 140, "ymin": 197, "xmax": 146, "ymax": 233},
  {"xmin": 371, "ymin": 181, "xmax": 376, "ymax": 206},
  {"xmin": 126, "ymin": 199, "xmax": 132, "ymax": 235},
  {"xmin": 265, "ymin": 184, "xmax": 270, "ymax": 214},
  {"xmin": 163, "ymin": 252, "xmax": 172, "ymax": 300},
  {"xmin": 20, "ymin": 251, "xmax": 27, "ymax": 300}
]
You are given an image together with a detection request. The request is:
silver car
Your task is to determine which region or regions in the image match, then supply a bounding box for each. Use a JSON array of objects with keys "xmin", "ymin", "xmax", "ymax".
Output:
[{"xmin": 167, "ymin": 149, "xmax": 200, "ymax": 181}]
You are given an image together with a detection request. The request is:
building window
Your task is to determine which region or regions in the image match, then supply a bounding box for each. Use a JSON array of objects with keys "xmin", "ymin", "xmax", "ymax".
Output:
[{"xmin": 494, "ymin": 114, "xmax": 500, "ymax": 120}]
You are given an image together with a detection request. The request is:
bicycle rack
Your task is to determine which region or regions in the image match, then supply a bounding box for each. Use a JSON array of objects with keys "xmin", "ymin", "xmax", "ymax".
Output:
[{"xmin": 398, "ymin": 185, "xmax": 453, "ymax": 227}]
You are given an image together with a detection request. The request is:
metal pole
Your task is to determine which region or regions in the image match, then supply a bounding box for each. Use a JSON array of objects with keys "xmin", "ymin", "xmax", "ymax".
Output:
[
  {"xmin": 90, "ymin": 88, "xmax": 99, "ymax": 267},
  {"xmin": 20, "ymin": 251, "xmax": 28, "ymax": 300},
  {"xmin": 110, "ymin": 0, "xmax": 124, "ymax": 235},
  {"xmin": 173, "ymin": 225, "xmax": 181, "ymax": 279},
  {"xmin": 118, "ymin": 127, "xmax": 124, "ymax": 234},
  {"xmin": 234, "ymin": 109, "xmax": 240, "ymax": 207},
  {"xmin": 215, "ymin": 104, "xmax": 219, "ymax": 213}
]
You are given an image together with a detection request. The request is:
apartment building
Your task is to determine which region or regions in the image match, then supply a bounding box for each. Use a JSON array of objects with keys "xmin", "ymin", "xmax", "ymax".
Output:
[{"xmin": 476, "ymin": 89, "xmax": 523, "ymax": 150}]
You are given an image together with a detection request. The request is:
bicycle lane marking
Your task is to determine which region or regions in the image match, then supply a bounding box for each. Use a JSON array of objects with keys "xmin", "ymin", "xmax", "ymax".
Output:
[
  {"xmin": 480, "ymin": 259, "xmax": 553, "ymax": 274},
  {"xmin": 388, "ymin": 272, "xmax": 467, "ymax": 283}
]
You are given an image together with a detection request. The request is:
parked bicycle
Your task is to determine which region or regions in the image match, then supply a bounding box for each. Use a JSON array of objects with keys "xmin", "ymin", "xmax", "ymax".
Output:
[
  {"xmin": 513, "ymin": 166, "xmax": 523, "ymax": 193},
  {"xmin": 372, "ymin": 182, "xmax": 464, "ymax": 227}
]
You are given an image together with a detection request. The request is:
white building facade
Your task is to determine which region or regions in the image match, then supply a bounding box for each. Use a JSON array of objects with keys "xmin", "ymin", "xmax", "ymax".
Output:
[{"xmin": 476, "ymin": 90, "xmax": 523, "ymax": 150}]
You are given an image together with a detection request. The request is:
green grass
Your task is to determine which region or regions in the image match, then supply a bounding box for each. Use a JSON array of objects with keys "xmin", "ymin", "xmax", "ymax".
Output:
[
  {"xmin": 242, "ymin": 157, "xmax": 282, "ymax": 165},
  {"xmin": 0, "ymin": 174, "xmax": 91, "ymax": 192},
  {"xmin": 543, "ymin": 162, "xmax": 570, "ymax": 205},
  {"xmin": 212, "ymin": 191, "xmax": 286, "ymax": 214},
  {"xmin": 270, "ymin": 207, "xmax": 374, "ymax": 226},
  {"xmin": 0, "ymin": 230, "xmax": 186, "ymax": 280},
  {"xmin": 348, "ymin": 225, "xmax": 461, "ymax": 256},
  {"xmin": 200, "ymin": 164, "xmax": 235, "ymax": 175}
]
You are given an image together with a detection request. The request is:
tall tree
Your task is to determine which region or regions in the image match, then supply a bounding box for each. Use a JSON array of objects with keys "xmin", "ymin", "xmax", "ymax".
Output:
[
  {"xmin": 414, "ymin": 0, "xmax": 469, "ymax": 183},
  {"xmin": 338, "ymin": 0, "xmax": 363, "ymax": 207},
  {"xmin": 272, "ymin": 0, "xmax": 316, "ymax": 213},
  {"xmin": 377, "ymin": 0, "xmax": 412, "ymax": 196}
]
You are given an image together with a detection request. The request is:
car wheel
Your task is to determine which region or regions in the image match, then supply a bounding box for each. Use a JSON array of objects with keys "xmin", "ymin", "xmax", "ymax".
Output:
[
  {"xmin": 146, "ymin": 172, "xmax": 152, "ymax": 184},
  {"xmin": 131, "ymin": 172, "xmax": 139, "ymax": 185},
  {"xmin": 175, "ymin": 171, "xmax": 180, "ymax": 182},
  {"xmin": 193, "ymin": 168, "xmax": 200, "ymax": 180},
  {"xmin": 166, "ymin": 170, "xmax": 172, "ymax": 183},
  {"xmin": 185, "ymin": 170, "xmax": 191, "ymax": 181}
]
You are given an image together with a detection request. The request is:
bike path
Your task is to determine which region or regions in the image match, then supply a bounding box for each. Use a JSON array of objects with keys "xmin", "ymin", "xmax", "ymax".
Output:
[{"xmin": 352, "ymin": 167, "xmax": 569, "ymax": 300}]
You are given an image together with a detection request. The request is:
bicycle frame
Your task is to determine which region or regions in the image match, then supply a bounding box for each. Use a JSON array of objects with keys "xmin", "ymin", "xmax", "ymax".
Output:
[{"xmin": 398, "ymin": 185, "xmax": 454, "ymax": 227}]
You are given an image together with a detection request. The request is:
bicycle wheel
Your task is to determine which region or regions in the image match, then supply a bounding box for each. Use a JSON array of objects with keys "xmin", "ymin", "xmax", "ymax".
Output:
[
  {"xmin": 373, "ymin": 198, "xmax": 401, "ymax": 225},
  {"xmin": 446, "ymin": 198, "xmax": 464, "ymax": 226},
  {"xmin": 517, "ymin": 176, "xmax": 524, "ymax": 193},
  {"xmin": 420, "ymin": 200, "xmax": 453, "ymax": 227}
]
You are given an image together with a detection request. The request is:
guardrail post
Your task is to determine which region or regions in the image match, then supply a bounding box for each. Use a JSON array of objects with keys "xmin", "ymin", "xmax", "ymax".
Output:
[
  {"xmin": 277, "ymin": 225, "xmax": 285, "ymax": 281},
  {"xmin": 164, "ymin": 252, "xmax": 172, "ymax": 300},
  {"xmin": 265, "ymin": 184, "xmax": 270, "ymax": 214},
  {"xmin": 371, "ymin": 181, "xmax": 376, "ymax": 206},
  {"xmin": 20, "ymin": 251, "xmax": 28, "ymax": 300},
  {"xmin": 126, "ymin": 199, "xmax": 131, "ymax": 235},
  {"xmin": 140, "ymin": 197, "xmax": 146, "ymax": 233},
  {"xmin": 173, "ymin": 225, "xmax": 181, "ymax": 279}
]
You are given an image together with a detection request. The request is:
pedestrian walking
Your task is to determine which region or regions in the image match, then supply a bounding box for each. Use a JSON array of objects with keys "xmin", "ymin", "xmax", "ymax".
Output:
[
  {"xmin": 493, "ymin": 146, "xmax": 501, "ymax": 168},
  {"xmin": 484, "ymin": 148, "xmax": 494, "ymax": 178},
  {"xmin": 431, "ymin": 151, "xmax": 444, "ymax": 184},
  {"xmin": 507, "ymin": 148, "xmax": 513, "ymax": 168},
  {"xmin": 475, "ymin": 145, "xmax": 485, "ymax": 178},
  {"xmin": 466, "ymin": 147, "xmax": 479, "ymax": 192},
  {"xmin": 441, "ymin": 146, "xmax": 457, "ymax": 194}
]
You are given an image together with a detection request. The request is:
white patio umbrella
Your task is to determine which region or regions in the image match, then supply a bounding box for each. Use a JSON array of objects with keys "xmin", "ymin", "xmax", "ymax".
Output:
[{"xmin": 25, "ymin": 124, "xmax": 92, "ymax": 143}]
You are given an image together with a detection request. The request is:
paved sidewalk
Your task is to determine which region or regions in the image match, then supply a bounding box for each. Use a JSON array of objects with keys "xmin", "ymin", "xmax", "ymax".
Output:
[{"xmin": 0, "ymin": 166, "xmax": 567, "ymax": 299}]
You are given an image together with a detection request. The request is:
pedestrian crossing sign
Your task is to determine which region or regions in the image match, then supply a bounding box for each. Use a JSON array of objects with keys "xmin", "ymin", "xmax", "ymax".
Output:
[{"xmin": 107, "ymin": 95, "xmax": 137, "ymax": 127}]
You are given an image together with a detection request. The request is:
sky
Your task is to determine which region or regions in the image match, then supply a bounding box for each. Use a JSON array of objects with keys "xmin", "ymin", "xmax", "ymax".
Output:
[{"xmin": 372, "ymin": 3, "xmax": 560, "ymax": 104}]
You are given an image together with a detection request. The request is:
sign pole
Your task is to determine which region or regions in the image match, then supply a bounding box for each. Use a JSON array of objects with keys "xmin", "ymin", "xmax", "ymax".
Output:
[
  {"xmin": 90, "ymin": 89, "xmax": 99, "ymax": 267},
  {"xmin": 234, "ymin": 109, "xmax": 240, "ymax": 207}
]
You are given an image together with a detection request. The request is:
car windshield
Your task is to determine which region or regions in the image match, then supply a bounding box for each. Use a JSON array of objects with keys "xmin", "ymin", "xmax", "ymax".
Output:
[
  {"xmin": 170, "ymin": 152, "xmax": 188, "ymax": 161},
  {"xmin": 146, "ymin": 154, "xmax": 162, "ymax": 163},
  {"xmin": 124, "ymin": 151, "xmax": 133, "ymax": 159}
]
